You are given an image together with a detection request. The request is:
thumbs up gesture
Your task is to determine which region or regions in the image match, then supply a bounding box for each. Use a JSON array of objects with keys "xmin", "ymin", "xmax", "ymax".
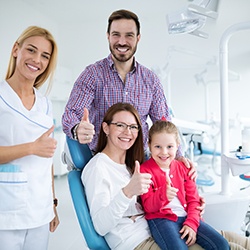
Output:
[
  {"xmin": 33, "ymin": 126, "xmax": 57, "ymax": 158},
  {"xmin": 166, "ymin": 174, "xmax": 178, "ymax": 201},
  {"xmin": 123, "ymin": 161, "xmax": 152, "ymax": 198},
  {"xmin": 77, "ymin": 108, "xmax": 95, "ymax": 144}
]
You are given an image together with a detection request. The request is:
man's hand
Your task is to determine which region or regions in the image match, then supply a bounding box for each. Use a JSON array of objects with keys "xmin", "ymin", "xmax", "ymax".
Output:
[
  {"xmin": 196, "ymin": 196, "xmax": 206, "ymax": 217},
  {"xmin": 77, "ymin": 108, "xmax": 95, "ymax": 144},
  {"xmin": 177, "ymin": 156, "xmax": 197, "ymax": 180}
]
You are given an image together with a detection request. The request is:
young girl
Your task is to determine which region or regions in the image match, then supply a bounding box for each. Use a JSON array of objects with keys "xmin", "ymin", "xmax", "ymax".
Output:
[{"xmin": 140, "ymin": 119, "xmax": 230, "ymax": 250}]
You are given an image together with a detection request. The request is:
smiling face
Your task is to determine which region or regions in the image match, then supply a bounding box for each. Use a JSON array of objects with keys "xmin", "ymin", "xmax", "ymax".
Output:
[
  {"xmin": 107, "ymin": 18, "xmax": 140, "ymax": 63},
  {"xmin": 103, "ymin": 110, "xmax": 139, "ymax": 152},
  {"xmin": 12, "ymin": 36, "xmax": 52, "ymax": 83},
  {"xmin": 149, "ymin": 132, "xmax": 179, "ymax": 169}
]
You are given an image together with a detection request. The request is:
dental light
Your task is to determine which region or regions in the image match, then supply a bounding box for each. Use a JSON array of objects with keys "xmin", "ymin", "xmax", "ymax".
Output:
[{"xmin": 167, "ymin": 0, "xmax": 218, "ymax": 38}]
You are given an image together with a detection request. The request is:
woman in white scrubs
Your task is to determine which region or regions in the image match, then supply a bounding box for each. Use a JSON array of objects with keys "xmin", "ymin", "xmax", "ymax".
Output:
[{"xmin": 0, "ymin": 26, "xmax": 59, "ymax": 250}]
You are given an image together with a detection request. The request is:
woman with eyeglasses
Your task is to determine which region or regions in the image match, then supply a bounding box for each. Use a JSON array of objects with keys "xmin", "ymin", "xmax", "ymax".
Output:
[{"xmin": 81, "ymin": 102, "xmax": 206, "ymax": 250}]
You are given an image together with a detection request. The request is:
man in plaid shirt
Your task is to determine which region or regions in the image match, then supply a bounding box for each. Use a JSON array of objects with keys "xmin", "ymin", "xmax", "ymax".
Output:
[{"xmin": 62, "ymin": 9, "xmax": 193, "ymax": 170}]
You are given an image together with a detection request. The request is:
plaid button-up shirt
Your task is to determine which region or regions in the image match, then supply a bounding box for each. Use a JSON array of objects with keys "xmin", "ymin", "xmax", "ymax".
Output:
[{"xmin": 62, "ymin": 54, "xmax": 173, "ymax": 153}]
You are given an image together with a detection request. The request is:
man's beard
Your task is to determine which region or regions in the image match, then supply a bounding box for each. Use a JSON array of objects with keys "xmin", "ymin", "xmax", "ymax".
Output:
[{"xmin": 110, "ymin": 45, "xmax": 137, "ymax": 63}]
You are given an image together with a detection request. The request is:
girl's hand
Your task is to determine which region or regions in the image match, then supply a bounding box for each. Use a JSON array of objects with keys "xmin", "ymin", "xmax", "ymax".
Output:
[
  {"xmin": 180, "ymin": 225, "xmax": 197, "ymax": 246},
  {"xmin": 166, "ymin": 174, "xmax": 178, "ymax": 201}
]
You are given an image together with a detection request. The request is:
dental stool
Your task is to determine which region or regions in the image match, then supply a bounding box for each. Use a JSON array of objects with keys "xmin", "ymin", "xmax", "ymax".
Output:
[{"xmin": 62, "ymin": 136, "xmax": 110, "ymax": 250}]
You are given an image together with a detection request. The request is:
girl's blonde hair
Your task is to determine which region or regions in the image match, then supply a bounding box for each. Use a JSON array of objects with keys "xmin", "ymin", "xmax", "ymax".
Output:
[
  {"xmin": 148, "ymin": 120, "xmax": 180, "ymax": 145},
  {"xmin": 5, "ymin": 26, "xmax": 58, "ymax": 92}
]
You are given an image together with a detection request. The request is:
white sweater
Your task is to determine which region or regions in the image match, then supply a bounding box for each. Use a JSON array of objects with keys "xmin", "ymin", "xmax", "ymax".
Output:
[{"xmin": 81, "ymin": 153, "xmax": 150, "ymax": 250}]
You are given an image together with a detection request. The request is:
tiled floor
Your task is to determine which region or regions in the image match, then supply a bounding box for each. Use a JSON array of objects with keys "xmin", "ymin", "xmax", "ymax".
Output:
[{"xmin": 48, "ymin": 174, "xmax": 89, "ymax": 250}]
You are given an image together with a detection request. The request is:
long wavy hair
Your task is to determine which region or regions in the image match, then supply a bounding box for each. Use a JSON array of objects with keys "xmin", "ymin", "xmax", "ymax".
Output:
[
  {"xmin": 95, "ymin": 102, "xmax": 144, "ymax": 174},
  {"xmin": 5, "ymin": 26, "xmax": 58, "ymax": 92}
]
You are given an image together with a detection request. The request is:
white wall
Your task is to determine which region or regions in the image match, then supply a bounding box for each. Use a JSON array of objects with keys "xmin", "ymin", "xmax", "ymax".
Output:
[
  {"xmin": 0, "ymin": 1, "xmax": 59, "ymax": 78},
  {"xmin": 1, "ymin": 0, "xmax": 250, "ymax": 130}
]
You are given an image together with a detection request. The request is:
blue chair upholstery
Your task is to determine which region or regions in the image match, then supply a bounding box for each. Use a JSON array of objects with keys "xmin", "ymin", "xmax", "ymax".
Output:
[{"xmin": 64, "ymin": 136, "xmax": 110, "ymax": 250}]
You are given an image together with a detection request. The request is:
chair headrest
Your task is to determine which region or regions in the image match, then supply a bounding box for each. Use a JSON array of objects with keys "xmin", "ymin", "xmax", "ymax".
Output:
[{"xmin": 66, "ymin": 136, "xmax": 93, "ymax": 170}]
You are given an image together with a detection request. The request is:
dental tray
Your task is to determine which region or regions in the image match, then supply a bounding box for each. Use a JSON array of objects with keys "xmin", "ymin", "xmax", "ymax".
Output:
[{"xmin": 235, "ymin": 152, "xmax": 250, "ymax": 160}]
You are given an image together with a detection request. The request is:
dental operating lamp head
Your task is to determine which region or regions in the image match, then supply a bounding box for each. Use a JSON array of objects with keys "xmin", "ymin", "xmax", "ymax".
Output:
[{"xmin": 167, "ymin": 0, "xmax": 218, "ymax": 39}]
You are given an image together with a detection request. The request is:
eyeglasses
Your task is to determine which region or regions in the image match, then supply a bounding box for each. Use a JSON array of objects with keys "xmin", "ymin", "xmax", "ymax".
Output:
[{"xmin": 110, "ymin": 122, "xmax": 140, "ymax": 133}]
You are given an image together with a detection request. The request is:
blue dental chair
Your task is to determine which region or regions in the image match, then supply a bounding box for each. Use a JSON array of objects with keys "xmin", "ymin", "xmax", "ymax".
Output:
[
  {"xmin": 62, "ymin": 136, "xmax": 204, "ymax": 250},
  {"xmin": 62, "ymin": 136, "xmax": 110, "ymax": 250}
]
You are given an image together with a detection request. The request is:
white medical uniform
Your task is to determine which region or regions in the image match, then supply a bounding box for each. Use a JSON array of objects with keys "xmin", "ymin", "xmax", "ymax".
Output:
[{"xmin": 0, "ymin": 80, "xmax": 54, "ymax": 249}]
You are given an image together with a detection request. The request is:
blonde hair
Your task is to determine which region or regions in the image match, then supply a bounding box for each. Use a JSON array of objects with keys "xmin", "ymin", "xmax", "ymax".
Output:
[
  {"xmin": 148, "ymin": 120, "xmax": 180, "ymax": 145},
  {"xmin": 5, "ymin": 26, "xmax": 58, "ymax": 92}
]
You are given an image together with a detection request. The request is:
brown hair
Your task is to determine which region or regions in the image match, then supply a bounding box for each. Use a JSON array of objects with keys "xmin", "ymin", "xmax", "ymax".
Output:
[
  {"xmin": 5, "ymin": 26, "xmax": 58, "ymax": 92},
  {"xmin": 148, "ymin": 120, "xmax": 180, "ymax": 145},
  {"xmin": 95, "ymin": 102, "xmax": 144, "ymax": 173},
  {"xmin": 107, "ymin": 9, "xmax": 140, "ymax": 36}
]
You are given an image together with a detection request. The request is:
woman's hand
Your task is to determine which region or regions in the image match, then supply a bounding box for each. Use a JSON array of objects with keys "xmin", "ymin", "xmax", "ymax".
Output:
[
  {"xmin": 123, "ymin": 161, "xmax": 152, "ymax": 198},
  {"xmin": 33, "ymin": 126, "xmax": 57, "ymax": 158},
  {"xmin": 50, "ymin": 206, "xmax": 60, "ymax": 232}
]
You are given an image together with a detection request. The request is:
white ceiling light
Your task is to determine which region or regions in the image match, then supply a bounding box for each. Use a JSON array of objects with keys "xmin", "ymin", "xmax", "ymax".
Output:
[{"xmin": 167, "ymin": 0, "xmax": 218, "ymax": 38}]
